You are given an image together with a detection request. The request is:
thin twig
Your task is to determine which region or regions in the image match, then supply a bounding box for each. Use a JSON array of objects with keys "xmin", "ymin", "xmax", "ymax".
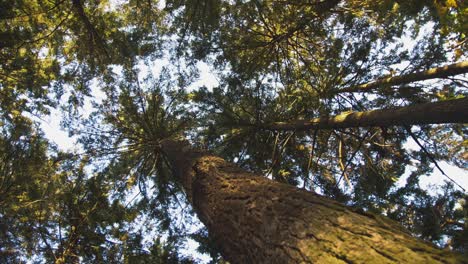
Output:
[
  {"xmin": 335, "ymin": 129, "xmax": 371, "ymax": 188},
  {"xmin": 404, "ymin": 126, "xmax": 465, "ymax": 192}
]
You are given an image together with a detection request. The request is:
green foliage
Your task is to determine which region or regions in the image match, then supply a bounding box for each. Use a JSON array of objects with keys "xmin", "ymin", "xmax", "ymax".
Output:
[
  {"xmin": 0, "ymin": 113, "xmax": 192, "ymax": 262},
  {"xmin": 0, "ymin": 0, "xmax": 164, "ymax": 120},
  {"xmin": 0, "ymin": 116, "xmax": 51, "ymax": 262},
  {"xmin": 387, "ymin": 182, "xmax": 467, "ymax": 252}
]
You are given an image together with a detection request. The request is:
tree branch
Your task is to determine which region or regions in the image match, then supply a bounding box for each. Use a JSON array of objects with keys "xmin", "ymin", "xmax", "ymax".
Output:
[
  {"xmin": 334, "ymin": 61, "xmax": 468, "ymax": 94},
  {"xmin": 253, "ymin": 97, "xmax": 468, "ymax": 131}
]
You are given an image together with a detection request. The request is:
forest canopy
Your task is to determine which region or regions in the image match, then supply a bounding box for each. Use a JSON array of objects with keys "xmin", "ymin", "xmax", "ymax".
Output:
[{"xmin": 0, "ymin": 0, "xmax": 467, "ymax": 263}]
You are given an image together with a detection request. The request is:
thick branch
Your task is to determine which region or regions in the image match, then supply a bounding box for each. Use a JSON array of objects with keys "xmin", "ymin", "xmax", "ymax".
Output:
[
  {"xmin": 335, "ymin": 61, "xmax": 468, "ymax": 94},
  {"xmin": 256, "ymin": 98, "xmax": 468, "ymax": 131}
]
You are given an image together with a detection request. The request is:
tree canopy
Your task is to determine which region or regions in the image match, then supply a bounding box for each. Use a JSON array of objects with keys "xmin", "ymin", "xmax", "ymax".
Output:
[{"xmin": 1, "ymin": 0, "xmax": 467, "ymax": 262}]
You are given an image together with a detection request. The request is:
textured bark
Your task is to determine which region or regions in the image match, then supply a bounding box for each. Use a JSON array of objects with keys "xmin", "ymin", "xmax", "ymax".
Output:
[
  {"xmin": 160, "ymin": 140, "xmax": 466, "ymax": 264},
  {"xmin": 256, "ymin": 97, "xmax": 468, "ymax": 131},
  {"xmin": 335, "ymin": 61, "xmax": 468, "ymax": 94}
]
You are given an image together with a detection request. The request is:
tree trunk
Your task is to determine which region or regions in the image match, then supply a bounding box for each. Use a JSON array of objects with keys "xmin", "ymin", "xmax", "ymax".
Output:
[
  {"xmin": 334, "ymin": 61, "xmax": 468, "ymax": 94},
  {"xmin": 254, "ymin": 97, "xmax": 468, "ymax": 131},
  {"xmin": 160, "ymin": 139, "xmax": 466, "ymax": 264}
]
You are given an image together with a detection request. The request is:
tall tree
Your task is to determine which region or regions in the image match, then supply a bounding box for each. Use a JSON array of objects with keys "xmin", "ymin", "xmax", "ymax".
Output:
[
  {"xmin": 2, "ymin": 0, "xmax": 468, "ymax": 262},
  {"xmin": 158, "ymin": 139, "xmax": 466, "ymax": 263},
  {"xmin": 81, "ymin": 78, "xmax": 466, "ymax": 262}
]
